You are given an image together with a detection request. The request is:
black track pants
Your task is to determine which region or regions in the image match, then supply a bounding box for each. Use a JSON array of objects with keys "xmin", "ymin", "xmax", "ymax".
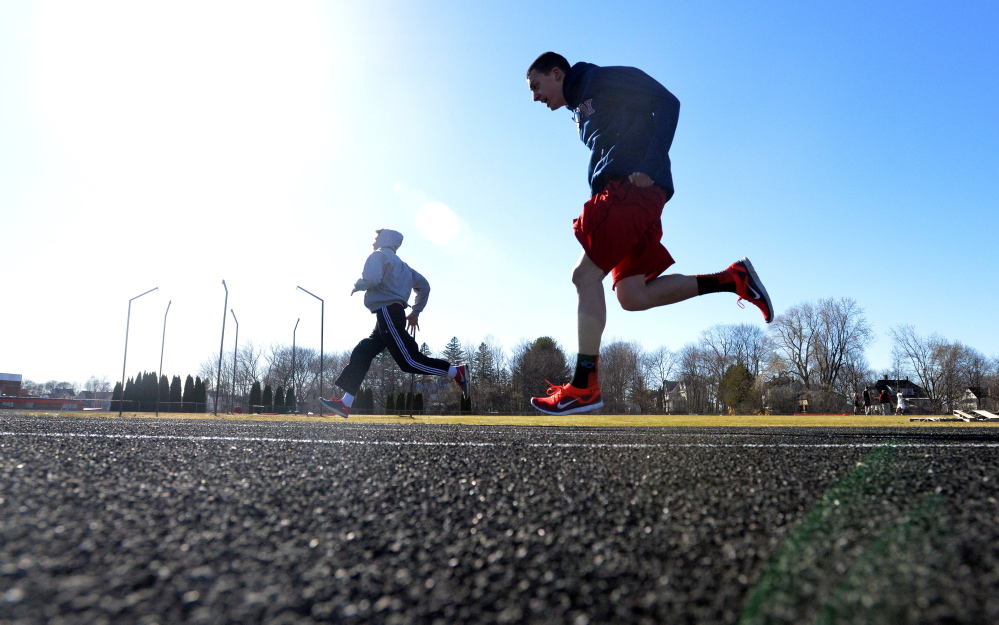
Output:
[{"xmin": 334, "ymin": 304, "xmax": 452, "ymax": 396}]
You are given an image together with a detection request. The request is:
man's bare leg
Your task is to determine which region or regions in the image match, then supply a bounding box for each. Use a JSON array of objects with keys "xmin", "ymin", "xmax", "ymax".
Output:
[
  {"xmin": 615, "ymin": 273, "xmax": 698, "ymax": 311},
  {"xmin": 572, "ymin": 253, "xmax": 607, "ymax": 355}
]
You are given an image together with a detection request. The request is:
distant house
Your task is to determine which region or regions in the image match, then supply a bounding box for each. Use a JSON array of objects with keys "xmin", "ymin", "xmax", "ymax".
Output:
[
  {"xmin": 50, "ymin": 388, "xmax": 76, "ymax": 399},
  {"xmin": 663, "ymin": 380, "xmax": 687, "ymax": 414},
  {"xmin": 874, "ymin": 375, "xmax": 930, "ymax": 413},
  {"xmin": 958, "ymin": 387, "xmax": 989, "ymax": 411},
  {"xmin": 0, "ymin": 373, "xmax": 22, "ymax": 397}
]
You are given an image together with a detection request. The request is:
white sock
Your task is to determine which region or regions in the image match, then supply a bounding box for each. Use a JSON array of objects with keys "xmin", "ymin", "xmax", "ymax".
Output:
[
  {"xmin": 341, "ymin": 393, "xmax": 354, "ymax": 408},
  {"xmin": 447, "ymin": 366, "xmax": 457, "ymax": 377}
]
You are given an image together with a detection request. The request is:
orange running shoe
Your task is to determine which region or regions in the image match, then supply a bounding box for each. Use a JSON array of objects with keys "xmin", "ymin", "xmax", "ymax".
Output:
[
  {"xmin": 726, "ymin": 257, "xmax": 774, "ymax": 323},
  {"xmin": 530, "ymin": 381, "xmax": 603, "ymax": 415}
]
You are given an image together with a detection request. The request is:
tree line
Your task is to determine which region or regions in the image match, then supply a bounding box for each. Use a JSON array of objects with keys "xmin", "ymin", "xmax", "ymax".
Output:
[
  {"xmin": 181, "ymin": 296, "xmax": 997, "ymax": 416},
  {"xmin": 28, "ymin": 296, "xmax": 995, "ymax": 416},
  {"xmin": 109, "ymin": 372, "xmax": 209, "ymax": 413}
]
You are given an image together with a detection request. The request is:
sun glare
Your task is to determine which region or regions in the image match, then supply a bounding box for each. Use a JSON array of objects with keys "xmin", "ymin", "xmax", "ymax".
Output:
[
  {"xmin": 415, "ymin": 201, "xmax": 460, "ymax": 245},
  {"xmin": 31, "ymin": 0, "xmax": 334, "ymax": 229}
]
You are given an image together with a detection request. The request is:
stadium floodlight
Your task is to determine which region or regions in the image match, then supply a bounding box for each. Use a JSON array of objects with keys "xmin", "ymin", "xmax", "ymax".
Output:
[
  {"xmin": 296, "ymin": 286, "xmax": 324, "ymax": 417},
  {"xmin": 230, "ymin": 309, "xmax": 238, "ymax": 414},
  {"xmin": 119, "ymin": 287, "xmax": 158, "ymax": 417},
  {"xmin": 156, "ymin": 300, "xmax": 171, "ymax": 417},
  {"xmin": 215, "ymin": 280, "xmax": 228, "ymax": 416},
  {"xmin": 292, "ymin": 318, "xmax": 300, "ymax": 414}
]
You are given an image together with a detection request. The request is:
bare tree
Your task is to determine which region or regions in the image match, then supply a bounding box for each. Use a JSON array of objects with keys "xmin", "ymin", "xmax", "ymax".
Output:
[
  {"xmin": 812, "ymin": 298, "xmax": 873, "ymax": 393},
  {"xmin": 769, "ymin": 301, "xmax": 819, "ymax": 390},
  {"xmin": 599, "ymin": 341, "xmax": 644, "ymax": 413},
  {"xmin": 677, "ymin": 343, "xmax": 713, "ymax": 414},
  {"xmin": 770, "ymin": 298, "xmax": 872, "ymax": 399},
  {"xmin": 84, "ymin": 376, "xmax": 112, "ymax": 393},
  {"xmin": 729, "ymin": 324, "xmax": 769, "ymax": 378},
  {"xmin": 890, "ymin": 325, "xmax": 945, "ymax": 410},
  {"xmin": 641, "ymin": 345, "xmax": 677, "ymax": 413}
]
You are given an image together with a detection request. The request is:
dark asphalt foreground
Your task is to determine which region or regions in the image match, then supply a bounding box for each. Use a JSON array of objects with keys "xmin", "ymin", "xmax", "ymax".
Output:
[{"xmin": 2, "ymin": 414, "xmax": 999, "ymax": 624}]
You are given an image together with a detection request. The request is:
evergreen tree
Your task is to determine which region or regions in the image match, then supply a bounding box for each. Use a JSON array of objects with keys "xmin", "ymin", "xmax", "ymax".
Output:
[
  {"xmin": 719, "ymin": 362, "xmax": 755, "ymax": 414},
  {"xmin": 262, "ymin": 384, "xmax": 273, "ymax": 413},
  {"xmin": 285, "ymin": 388, "xmax": 296, "ymax": 414},
  {"xmin": 194, "ymin": 376, "xmax": 207, "ymax": 412},
  {"xmin": 443, "ymin": 337, "xmax": 465, "ymax": 365},
  {"xmin": 386, "ymin": 393, "xmax": 395, "ymax": 413},
  {"xmin": 275, "ymin": 386, "xmax": 285, "ymax": 414},
  {"xmin": 142, "ymin": 372, "xmax": 158, "ymax": 410},
  {"xmin": 396, "ymin": 392, "xmax": 406, "ymax": 413},
  {"xmin": 474, "ymin": 342, "xmax": 496, "ymax": 384},
  {"xmin": 249, "ymin": 381, "xmax": 262, "ymax": 413},
  {"xmin": 158, "ymin": 375, "xmax": 169, "ymax": 410},
  {"xmin": 182, "ymin": 375, "xmax": 195, "ymax": 412},
  {"xmin": 406, "ymin": 391, "xmax": 414, "ymax": 411},
  {"xmin": 414, "ymin": 393, "xmax": 424, "ymax": 414},
  {"xmin": 169, "ymin": 376, "xmax": 182, "ymax": 410},
  {"xmin": 460, "ymin": 395, "xmax": 472, "ymax": 413},
  {"xmin": 111, "ymin": 382, "xmax": 123, "ymax": 412},
  {"xmin": 366, "ymin": 388, "xmax": 375, "ymax": 414},
  {"xmin": 124, "ymin": 377, "xmax": 136, "ymax": 410}
]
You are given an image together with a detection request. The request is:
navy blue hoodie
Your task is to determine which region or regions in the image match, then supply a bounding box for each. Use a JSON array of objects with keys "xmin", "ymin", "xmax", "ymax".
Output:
[{"xmin": 562, "ymin": 62, "xmax": 680, "ymax": 199}]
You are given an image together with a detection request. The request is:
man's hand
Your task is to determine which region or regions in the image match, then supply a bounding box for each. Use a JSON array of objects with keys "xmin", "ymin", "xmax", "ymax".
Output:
[
  {"xmin": 406, "ymin": 313, "xmax": 420, "ymax": 336},
  {"xmin": 628, "ymin": 172, "xmax": 654, "ymax": 188}
]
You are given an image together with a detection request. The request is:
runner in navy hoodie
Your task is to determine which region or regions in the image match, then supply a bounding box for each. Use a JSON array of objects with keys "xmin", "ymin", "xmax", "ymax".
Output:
[{"xmin": 526, "ymin": 52, "xmax": 774, "ymax": 416}]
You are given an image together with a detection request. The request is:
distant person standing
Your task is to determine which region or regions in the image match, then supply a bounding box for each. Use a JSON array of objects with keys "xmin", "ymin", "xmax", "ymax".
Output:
[
  {"xmin": 319, "ymin": 229, "xmax": 469, "ymax": 418},
  {"xmin": 879, "ymin": 388, "xmax": 892, "ymax": 416},
  {"xmin": 863, "ymin": 387, "xmax": 872, "ymax": 415},
  {"xmin": 896, "ymin": 391, "xmax": 907, "ymax": 415},
  {"xmin": 525, "ymin": 52, "xmax": 774, "ymax": 416}
]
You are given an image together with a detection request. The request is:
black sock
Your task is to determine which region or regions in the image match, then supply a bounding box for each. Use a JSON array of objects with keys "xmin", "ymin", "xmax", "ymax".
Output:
[
  {"xmin": 571, "ymin": 353, "xmax": 599, "ymax": 389},
  {"xmin": 696, "ymin": 272, "xmax": 737, "ymax": 295}
]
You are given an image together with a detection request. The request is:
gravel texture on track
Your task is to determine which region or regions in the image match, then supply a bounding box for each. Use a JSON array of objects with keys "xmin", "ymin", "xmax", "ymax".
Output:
[{"xmin": 2, "ymin": 413, "xmax": 998, "ymax": 624}]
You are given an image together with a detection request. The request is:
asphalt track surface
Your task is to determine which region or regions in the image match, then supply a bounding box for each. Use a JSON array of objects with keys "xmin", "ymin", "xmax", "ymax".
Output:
[{"xmin": 2, "ymin": 413, "xmax": 999, "ymax": 624}]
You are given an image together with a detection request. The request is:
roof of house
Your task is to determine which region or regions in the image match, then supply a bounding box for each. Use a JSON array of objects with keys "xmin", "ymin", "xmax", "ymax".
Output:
[{"xmin": 874, "ymin": 378, "xmax": 926, "ymax": 396}]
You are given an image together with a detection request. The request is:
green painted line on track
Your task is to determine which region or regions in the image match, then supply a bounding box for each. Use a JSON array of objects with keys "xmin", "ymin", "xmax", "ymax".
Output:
[{"xmin": 739, "ymin": 445, "xmax": 962, "ymax": 624}]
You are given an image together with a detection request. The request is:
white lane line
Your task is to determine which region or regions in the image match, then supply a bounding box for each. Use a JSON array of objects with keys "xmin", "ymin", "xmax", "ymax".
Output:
[{"xmin": 2, "ymin": 431, "xmax": 999, "ymax": 449}]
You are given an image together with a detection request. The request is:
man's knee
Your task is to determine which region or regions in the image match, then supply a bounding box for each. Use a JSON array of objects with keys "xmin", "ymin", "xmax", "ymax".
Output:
[
  {"xmin": 615, "ymin": 278, "xmax": 648, "ymax": 311},
  {"xmin": 572, "ymin": 258, "xmax": 605, "ymax": 289}
]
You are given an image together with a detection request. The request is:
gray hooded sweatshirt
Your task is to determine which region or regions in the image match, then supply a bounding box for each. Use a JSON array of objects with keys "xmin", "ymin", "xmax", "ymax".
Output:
[{"xmin": 353, "ymin": 229, "xmax": 430, "ymax": 314}]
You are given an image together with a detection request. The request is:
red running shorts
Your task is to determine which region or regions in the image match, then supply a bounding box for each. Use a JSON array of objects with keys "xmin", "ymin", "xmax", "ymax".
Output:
[{"xmin": 572, "ymin": 178, "xmax": 674, "ymax": 288}]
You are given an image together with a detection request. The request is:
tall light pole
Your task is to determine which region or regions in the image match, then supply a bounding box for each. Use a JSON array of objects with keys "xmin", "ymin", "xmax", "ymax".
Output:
[
  {"xmin": 292, "ymin": 318, "xmax": 300, "ymax": 415},
  {"xmin": 230, "ymin": 309, "xmax": 238, "ymax": 414},
  {"xmin": 119, "ymin": 287, "xmax": 158, "ymax": 417},
  {"xmin": 297, "ymin": 286, "xmax": 324, "ymax": 417},
  {"xmin": 215, "ymin": 280, "xmax": 228, "ymax": 416},
  {"xmin": 156, "ymin": 300, "xmax": 171, "ymax": 418}
]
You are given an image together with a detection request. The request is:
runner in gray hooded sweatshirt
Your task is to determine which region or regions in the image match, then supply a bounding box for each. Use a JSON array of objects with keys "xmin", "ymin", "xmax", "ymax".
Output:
[{"xmin": 320, "ymin": 229, "xmax": 469, "ymax": 418}]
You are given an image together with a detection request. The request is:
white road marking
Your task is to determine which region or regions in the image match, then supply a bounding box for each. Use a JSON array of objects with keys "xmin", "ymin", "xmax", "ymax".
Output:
[{"xmin": 1, "ymin": 431, "xmax": 998, "ymax": 449}]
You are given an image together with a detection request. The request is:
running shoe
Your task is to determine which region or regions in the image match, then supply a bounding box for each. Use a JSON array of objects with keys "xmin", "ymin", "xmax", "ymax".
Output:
[
  {"xmin": 318, "ymin": 396, "xmax": 351, "ymax": 418},
  {"xmin": 454, "ymin": 365, "xmax": 470, "ymax": 399},
  {"xmin": 727, "ymin": 257, "xmax": 774, "ymax": 323},
  {"xmin": 531, "ymin": 381, "xmax": 603, "ymax": 416}
]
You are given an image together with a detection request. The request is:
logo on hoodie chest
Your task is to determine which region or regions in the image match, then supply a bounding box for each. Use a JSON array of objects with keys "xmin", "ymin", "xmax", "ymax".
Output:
[{"xmin": 573, "ymin": 99, "xmax": 595, "ymax": 128}]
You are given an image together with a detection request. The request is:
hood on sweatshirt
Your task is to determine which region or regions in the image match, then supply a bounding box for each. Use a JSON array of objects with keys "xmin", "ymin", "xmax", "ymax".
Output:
[{"xmin": 374, "ymin": 229, "xmax": 404, "ymax": 252}]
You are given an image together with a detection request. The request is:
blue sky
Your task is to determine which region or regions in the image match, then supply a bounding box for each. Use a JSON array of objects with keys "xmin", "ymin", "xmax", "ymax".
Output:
[{"xmin": 1, "ymin": 1, "xmax": 997, "ymax": 387}]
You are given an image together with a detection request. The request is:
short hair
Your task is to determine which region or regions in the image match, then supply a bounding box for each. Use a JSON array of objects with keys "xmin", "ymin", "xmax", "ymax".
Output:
[{"xmin": 527, "ymin": 52, "xmax": 570, "ymax": 78}]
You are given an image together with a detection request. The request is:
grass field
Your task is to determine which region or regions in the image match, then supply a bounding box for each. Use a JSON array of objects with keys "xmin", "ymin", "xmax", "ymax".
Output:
[{"xmin": 37, "ymin": 410, "xmax": 999, "ymax": 428}]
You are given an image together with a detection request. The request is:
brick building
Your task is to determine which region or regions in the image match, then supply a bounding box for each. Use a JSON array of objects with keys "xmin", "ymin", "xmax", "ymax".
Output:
[{"xmin": 0, "ymin": 373, "xmax": 22, "ymax": 397}]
